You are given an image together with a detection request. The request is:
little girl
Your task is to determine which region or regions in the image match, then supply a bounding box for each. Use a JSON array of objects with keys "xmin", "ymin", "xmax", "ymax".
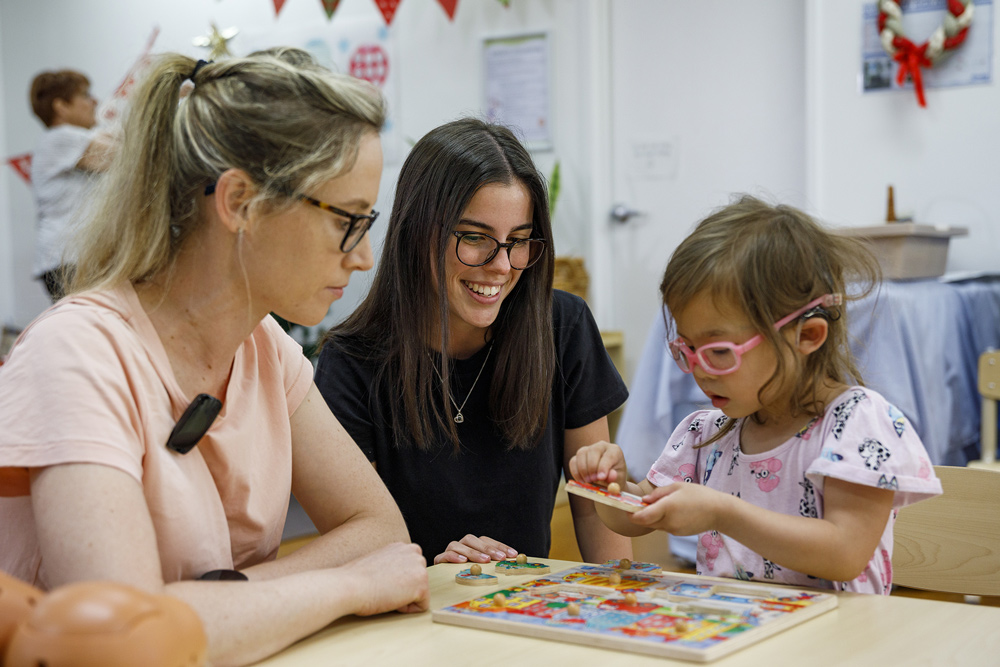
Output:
[{"xmin": 571, "ymin": 195, "xmax": 942, "ymax": 594}]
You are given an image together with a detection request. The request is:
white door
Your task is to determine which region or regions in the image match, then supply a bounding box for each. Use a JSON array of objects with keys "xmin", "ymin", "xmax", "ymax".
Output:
[
  {"xmin": 597, "ymin": 0, "xmax": 809, "ymax": 384},
  {"xmin": 597, "ymin": 0, "xmax": 809, "ymax": 565}
]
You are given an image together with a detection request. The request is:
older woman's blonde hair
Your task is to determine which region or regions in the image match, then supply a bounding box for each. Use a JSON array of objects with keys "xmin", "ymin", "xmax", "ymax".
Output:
[{"xmin": 69, "ymin": 49, "xmax": 385, "ymax": 294}]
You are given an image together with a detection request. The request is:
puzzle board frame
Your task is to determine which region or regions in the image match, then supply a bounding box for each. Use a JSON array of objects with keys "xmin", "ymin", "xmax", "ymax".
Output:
[
  {"xmin": 432, "ymin": 564, "xmax": 838, "ymax": 662},
  {"xmin": 565, "ymin": 479, "xmax": 649, "ymax": 512}
]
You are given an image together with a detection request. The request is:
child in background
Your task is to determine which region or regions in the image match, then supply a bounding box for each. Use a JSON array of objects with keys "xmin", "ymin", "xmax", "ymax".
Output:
[{"xmin": 570, "ymin": 195, "xmax": 942, "ymax": 594}]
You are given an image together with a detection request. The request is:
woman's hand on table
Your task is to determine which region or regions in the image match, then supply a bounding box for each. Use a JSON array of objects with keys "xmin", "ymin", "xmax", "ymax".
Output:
[
  {"xmin": 343, "ymin": 542, "xmax": 430, "ymax": 615},
  {"xmin": 433, "ymin": 535, "xmax": 518, "ymax": 564}
]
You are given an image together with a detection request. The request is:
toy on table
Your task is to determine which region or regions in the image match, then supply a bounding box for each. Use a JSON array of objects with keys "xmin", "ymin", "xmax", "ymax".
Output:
[
  {"xmin": 565, "ymin": 479, "xmax": 649, "ymax": 513},
  {"xmin": 0, "ymin": 571, "xmax": 207, "ymax": 667},
  {"xmin": 456, "ymin": 563, "xmax": 500, "ymax": 586},
  {"xmin": 495, "ymin": 554, "xmax": 551, "ymax": 576},
  {"xmin": 602, "ymin": 558, "xmax": 663, "ymax": 574},
  {"xmin": 434, "ymin": 563, "xmax": 838, "ymax": 662}
]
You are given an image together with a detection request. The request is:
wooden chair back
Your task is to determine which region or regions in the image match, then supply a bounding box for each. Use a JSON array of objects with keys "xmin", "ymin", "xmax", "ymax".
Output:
[
  {"xmin": 892, "ymin": 465, "xmax": 1000, "ymax": 596},
  {"xmin": 973, "ymin": 350, "xmax": 1000, "ymax": 468}
]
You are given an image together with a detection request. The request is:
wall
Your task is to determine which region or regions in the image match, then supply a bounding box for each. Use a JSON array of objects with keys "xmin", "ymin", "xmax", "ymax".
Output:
[
  {"xmin": 806, "ymin": 0, "xmax": 999, "ymax": 271},
  {"xmin": 0, "ymin": 12, "xmax": 12, "ymax": 329},
  {"xmin": 0, "ymin": 0, "xmax": 596, "ymax": 329},
  {"xmin": 602, "ymin": 0, "xmax": 807, "ymax": 379},
  {"xmin": 2, "ymin": 1, "xmax": 996, "ymax": 379}
]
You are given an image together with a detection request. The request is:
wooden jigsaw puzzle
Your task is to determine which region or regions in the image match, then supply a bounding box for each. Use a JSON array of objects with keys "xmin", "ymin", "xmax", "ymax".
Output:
[
  {"xmin": 565, "ymin": 479, "xmax": 649, "ymax": 513},
  {"xmin": 433, "ymin": 564, "xmax": 838, "ymax": 662}
]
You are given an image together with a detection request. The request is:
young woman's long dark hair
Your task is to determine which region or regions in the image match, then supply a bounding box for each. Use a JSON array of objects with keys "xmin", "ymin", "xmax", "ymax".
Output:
[{"xmin": 326, "ymin": 118, "xmax": 555, "ymax": 450}]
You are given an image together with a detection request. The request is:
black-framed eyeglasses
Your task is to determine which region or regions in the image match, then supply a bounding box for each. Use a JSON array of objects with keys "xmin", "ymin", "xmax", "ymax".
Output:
[
  {"xmin": 452, "ymin": 231, "xmax": 546, "ymax": 270},
  {"xmin": 204, "ymin": 183, "xmax": 378, "ymax": 253},
  {"xmin": 298, "ymin": 195, "xmax": 379, "ymax": 252}
]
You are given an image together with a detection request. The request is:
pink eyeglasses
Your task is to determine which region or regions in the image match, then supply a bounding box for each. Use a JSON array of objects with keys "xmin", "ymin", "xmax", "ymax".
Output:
[{"xmin": 668, "ymin": 293, "xmax": 842, "ymax": 376}]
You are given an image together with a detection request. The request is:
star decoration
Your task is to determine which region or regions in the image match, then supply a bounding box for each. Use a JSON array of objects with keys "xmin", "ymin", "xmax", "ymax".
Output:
[{"xmin": 193, "ymin": 23, "xmax": 239, "ymax": 60}]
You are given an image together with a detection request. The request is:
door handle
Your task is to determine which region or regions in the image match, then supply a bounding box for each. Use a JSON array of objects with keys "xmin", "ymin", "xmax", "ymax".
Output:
[{"xmin": 610, "ymin": 204, "xmax": 644, "ymax": 224}]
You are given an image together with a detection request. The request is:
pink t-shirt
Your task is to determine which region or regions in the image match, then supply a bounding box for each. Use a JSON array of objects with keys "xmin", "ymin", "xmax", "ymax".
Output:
[
  {"xmin": 647, "ymin": 387, "xmax": 943, "ymax": 594},
  {"xmin": 0, "ymin": 284, "xmax": 313, "ymax": 588}
]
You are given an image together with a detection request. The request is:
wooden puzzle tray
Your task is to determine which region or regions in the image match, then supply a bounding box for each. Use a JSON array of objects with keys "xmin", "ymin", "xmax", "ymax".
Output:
[{"xmin": 432, "ymin": 563, "xmax": 838, "ymax": 662}]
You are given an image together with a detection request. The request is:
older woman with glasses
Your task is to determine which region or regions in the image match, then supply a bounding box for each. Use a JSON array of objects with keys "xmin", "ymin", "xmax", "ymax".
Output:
[
  {"xmin": 0, "ymin": 50, "xmax": 428, "ymax": 666},
  {"xmin": 316, "ymin": 118, "xmax": 632, "ymax": 566}
]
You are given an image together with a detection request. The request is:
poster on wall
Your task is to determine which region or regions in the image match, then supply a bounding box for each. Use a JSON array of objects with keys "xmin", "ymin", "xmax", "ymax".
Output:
[
  {"xmin": 242, "ymin": 15, "xmax": 402, "ymax": 165},
  {"xmin": 483, "ymin": 32, "xmax": 552, "ymax": 150},
  {"xmin": 860, "ymin": 0, "xmax": 993, "ymax": 94}
]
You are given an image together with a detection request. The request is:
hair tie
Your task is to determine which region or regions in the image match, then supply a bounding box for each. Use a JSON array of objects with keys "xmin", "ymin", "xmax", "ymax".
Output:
[{"xmin": 190, "ymin": 59, "xmax": 213, "ymax": 83}]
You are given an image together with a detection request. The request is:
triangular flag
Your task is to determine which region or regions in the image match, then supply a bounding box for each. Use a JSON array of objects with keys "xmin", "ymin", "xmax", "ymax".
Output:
[
  {"xmin": 374, "ymin": 0, "xmax": 401, "ymax": 25},
  {"xmin": 322, "ymin": 0, "xmax": 341, "ymax": 20},
  {"xmin": 273, "ymin": 0, "xmax": 288, "ymax": 17},
  {"xmin": 437, "ymin": 0, "xmax": 458, "ymax": 20},
  {"xmin": 7, "ymin": 153, "xmax": 32, "ymax": 184}
]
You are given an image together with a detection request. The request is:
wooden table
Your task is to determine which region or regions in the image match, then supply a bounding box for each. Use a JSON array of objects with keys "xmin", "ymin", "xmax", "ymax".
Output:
[{"xmin": 255, "ymin": 559, "xmax": 1000, "ymax": 665}]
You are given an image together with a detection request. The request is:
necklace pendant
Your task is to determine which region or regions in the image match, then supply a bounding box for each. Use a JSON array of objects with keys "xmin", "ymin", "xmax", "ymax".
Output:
[{"xmin": 454, "ymin": 413, "xmax": 465, "ymax": 424}]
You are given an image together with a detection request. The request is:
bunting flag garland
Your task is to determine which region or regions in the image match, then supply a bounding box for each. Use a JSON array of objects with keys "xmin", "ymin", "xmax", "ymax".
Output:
[
  {"xmin": 437, "ymin": 0, "xmax": 459, "ymax": 20},
  {"xmin": 101, "ymin": 26, "xmax": 160, "ymax": 124},
  {"xmin": 375, "ymin": 0, "xmax": 401, "ymax": 25},
  {"xmin": 6, "ymin": 154, "xmax": 32, "ymax": 185},
  {"xmin": 877, "ymin": 0, "xmax": 973, "ymax": 107},
  {"xmin": 349, "ymin": 44, "xmax": 390, "ymax": 87},
  {"xmin": 273, "ymin": 0, "xmax": 287, "ymax": 17},
  {"xmin": 322, "ymin": 0, "xmax": 341, "ymax": 20}
]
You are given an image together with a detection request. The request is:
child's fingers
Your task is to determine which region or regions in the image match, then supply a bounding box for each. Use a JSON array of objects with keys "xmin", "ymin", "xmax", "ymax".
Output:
[
  {"xmin": 570, "ymin": 445, "xmax": 602, "ymax": 483},
  {"xmin": 642, "ymin": 483, "xmax": 680, "ymax": 503},
  {"xmin": 598, "ymin": 447, "xmax": 625, "ymax": 483}
]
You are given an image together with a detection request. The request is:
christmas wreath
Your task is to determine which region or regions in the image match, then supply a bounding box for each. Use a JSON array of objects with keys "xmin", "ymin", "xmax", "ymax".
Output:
[{"xmin": 877, "ymin": 0, "xmax": 974, "ymax": 107}]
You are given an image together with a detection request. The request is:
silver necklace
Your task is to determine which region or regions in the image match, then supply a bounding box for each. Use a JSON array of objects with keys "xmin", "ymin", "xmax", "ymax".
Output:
[{"xmin": 430, "ymin": 341, "xmax": 494, "ymax": 424}]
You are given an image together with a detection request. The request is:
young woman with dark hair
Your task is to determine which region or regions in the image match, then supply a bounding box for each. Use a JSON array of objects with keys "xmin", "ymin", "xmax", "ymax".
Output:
[{"xmin": 316, "ymin": 118, "xmax": 632, "ymax": 566}]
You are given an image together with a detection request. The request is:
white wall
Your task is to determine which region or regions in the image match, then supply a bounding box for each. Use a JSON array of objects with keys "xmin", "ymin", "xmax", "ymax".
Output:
[
  {"xmin": 2, "ymin": 1, "xmax": 997, "ymax": 376},
  {"xmin": 806, "ymin": 0, "xmax": 1000, "ymax": 272},
  {"xmin": 604, "ymin": 0, "xmax": 807, "ymax": 379},
  {"xmin": 0, "ymin": 10, "xmax": 13, "ymax": 328},
  {"xmin": 0, "ymin": 0, "xmax": 596, "ymax": 329}
]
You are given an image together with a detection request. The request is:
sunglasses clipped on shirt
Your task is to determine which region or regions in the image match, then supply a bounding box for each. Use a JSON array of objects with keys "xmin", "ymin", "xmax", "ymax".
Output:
[{"xmin": 668, "ymin": 293, "xmax": 843, "ymax": 376}]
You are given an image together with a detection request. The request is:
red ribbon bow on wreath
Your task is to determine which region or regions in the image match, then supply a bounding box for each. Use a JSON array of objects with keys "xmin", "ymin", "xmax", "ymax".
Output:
[{"xmin": 877, "ymin": 0, "xmax": 973, "ymax": 108}]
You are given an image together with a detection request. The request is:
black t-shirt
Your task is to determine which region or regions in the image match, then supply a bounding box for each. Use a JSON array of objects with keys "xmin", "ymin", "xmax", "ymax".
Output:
[{"xmin": 314, "ymin": 290, "xmax": 628, "ymax": 563}]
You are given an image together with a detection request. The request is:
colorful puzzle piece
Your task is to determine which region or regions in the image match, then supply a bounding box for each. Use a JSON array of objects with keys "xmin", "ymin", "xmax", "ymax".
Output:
[
  {"xmin": 495, "ymin": 559, "xmax": 551, "ymax": 576},
  {"xmin": 434, "ymin": 564, "xmax": 837, "ymax": 662},
  {"xmin": 602, "ymin": 559, "xmax": 662, "ymax": 574},
  {"xmin": 565, "ymin": 480, "xmax": 649, "ymax": 513},
  {"xmin": 455, "ymin": 568, "xmax": 499, "ymax": 586}
]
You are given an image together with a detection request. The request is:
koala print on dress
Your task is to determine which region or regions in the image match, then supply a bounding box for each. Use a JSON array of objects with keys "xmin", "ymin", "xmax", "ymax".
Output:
[
  {"xmin": 858, "ymin": 438, "xmax": 890, "ymax": 471},
  {"xmin": 831, "ymin": 389, "xmax": 868, "ymax": 440},
  {"xmin": 763, "ymin": 558, "xmax": 782, "ymax": 580},
  {"xmin": 713, "ymin": 415, "xmax": 729, "ymax": 430},
  {"xmin": 798, "ymin": 477, "xmax": 817, "ymax": 518},
  {"xmin": 749, "ymin": 457, "xmax": 782, "ymax": 492}
]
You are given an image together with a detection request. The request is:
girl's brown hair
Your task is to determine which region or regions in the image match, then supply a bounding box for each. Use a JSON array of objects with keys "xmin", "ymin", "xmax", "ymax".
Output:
[{"xmin": 660, "ymin": 194, "xmax": 881, "ymax": 444}]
